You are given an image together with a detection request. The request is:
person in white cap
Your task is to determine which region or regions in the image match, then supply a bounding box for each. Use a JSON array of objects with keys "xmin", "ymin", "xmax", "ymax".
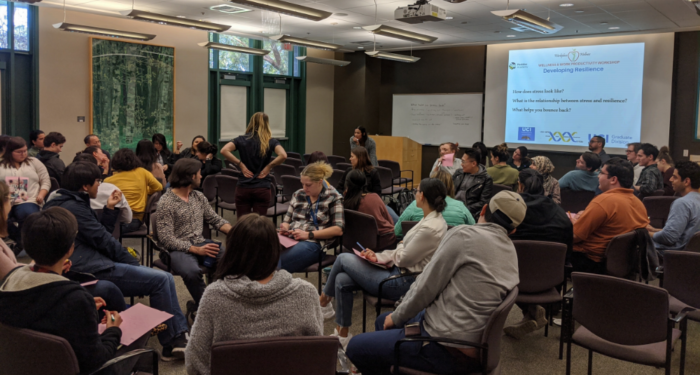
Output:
[{"xmin": 347, "ymin": 191, "xmax": 526, "ymax": 375}]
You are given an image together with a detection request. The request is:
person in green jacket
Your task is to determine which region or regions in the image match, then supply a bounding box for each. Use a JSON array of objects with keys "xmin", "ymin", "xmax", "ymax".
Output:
[{"xmin": 395, "ymin": 169, "xmax": 474, "ymax": 237}]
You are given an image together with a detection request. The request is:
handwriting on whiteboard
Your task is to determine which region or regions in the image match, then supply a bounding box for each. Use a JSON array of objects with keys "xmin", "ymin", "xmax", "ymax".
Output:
[{"xmin": 410, "ymin": 103, "xmax": 473, "ymax": 126}]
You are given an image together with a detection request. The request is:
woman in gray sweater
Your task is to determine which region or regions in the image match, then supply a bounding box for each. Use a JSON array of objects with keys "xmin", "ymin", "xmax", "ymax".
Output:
[{"xmin": 185, "ymin": 214, "xmax": 323, "ymax": 375}]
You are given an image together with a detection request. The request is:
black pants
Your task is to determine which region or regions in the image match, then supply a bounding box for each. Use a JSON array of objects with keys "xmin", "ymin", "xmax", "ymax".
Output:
[
  {"xmin": 169, "ymin": 241, "xmax": 224, "ymax": 305},
  {"xmin": 571, "ymin": 251, "xmax": 606, "ymax": 275}
]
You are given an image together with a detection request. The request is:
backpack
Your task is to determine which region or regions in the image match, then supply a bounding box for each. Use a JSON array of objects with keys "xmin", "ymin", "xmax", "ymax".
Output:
[{"xmin": 395, "ymin": 189, "xmax": 416, "ymax": 215}]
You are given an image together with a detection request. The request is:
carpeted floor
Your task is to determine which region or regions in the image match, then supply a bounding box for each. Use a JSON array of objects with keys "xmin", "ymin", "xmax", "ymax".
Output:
[{"xmin": 19, "ymin": 208, "xmax": 700, "ymax": 375}]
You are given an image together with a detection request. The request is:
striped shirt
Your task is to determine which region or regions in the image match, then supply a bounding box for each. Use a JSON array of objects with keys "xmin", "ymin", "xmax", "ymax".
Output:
[{"xmin": 283, "ymin": 187, "xmax": 344, "ymax": 244}]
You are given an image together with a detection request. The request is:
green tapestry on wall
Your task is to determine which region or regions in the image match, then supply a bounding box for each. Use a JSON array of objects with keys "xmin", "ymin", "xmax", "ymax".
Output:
[{"xmin": 91, "ymin": 38, "xmax": 175, "ymax": 155}]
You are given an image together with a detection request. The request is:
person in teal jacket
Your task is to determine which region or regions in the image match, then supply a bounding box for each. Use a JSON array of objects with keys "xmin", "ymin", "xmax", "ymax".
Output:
[{"xmin": 395, "ymin": 169, "xmax": 474, "ymax": 237}]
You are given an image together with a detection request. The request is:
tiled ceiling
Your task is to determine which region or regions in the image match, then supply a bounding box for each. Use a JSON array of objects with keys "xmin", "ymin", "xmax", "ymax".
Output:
[{"xmin": 39, "ymin": 0, "xmax": 700, "ymax": 50}]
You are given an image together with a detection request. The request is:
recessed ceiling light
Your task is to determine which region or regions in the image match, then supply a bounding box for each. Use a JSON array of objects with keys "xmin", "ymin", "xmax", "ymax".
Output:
[
  {"xmin": 559, "ymin": 3, "xmax": 574, "ymax": 7},
  {"xmin": 335, "ymin": 13, "xmax": 348, "ymax": 16},
  {"xmin": 507, "ymin": 35, "xmax": 516, "ymax": 37},
  {"xmin": 609, "ymin": 26, "xmax": 619, "ymax": 29},
  {"xmin": 445, "ymin": 16, "xmax": 453, "ymax": 20},
  {"xmin": 176, "ymin": 15, "xmax": 186, "ymax": 18},
  {"xmin": 575, "ymin": 10, "xmax": 584, "ymax": 13},
  {"xmin": 353, "ymin": 26, "xmax": 362, "ymax": 29}
]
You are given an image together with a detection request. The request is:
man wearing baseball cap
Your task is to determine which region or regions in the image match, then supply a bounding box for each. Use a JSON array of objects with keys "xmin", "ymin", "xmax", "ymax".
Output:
[{"xmin": 347, "ymin": 191, "xmax": 526, "ymax": 374}]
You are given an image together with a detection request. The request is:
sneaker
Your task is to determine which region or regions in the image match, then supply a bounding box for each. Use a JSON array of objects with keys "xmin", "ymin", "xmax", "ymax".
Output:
[
  {"xmin": 331, "ymin": 328, "xmax": 353, "ymax": 350},
  {"xmin": 533, "ymin": 306, "xmax": 548, "ymax": 328},
  {"xmin": 321, "ymin": 303, "xmax": 335, "ymax": 321},
  {"xmin": 503, "ymin": 320, "xmax": 538, "ymax": 340},
  {"xmin": 162, "ymin": 333, "xmax": 188, "ymax": 361},
  {"xmin": 161, "ymin": 346, "xmax": 179, "ymax": 362}
]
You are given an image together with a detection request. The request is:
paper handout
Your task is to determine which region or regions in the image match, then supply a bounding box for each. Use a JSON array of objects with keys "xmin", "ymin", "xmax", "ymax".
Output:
[
  {"xmin": 442, "ymin": 153, "xmax": 455, "ymax": 167},
  {"xmin": 353, "ymin": 249, "xmax": 391, "ymax": 269},
  {"xmin": 278, "ymin": 233, "xmax": 299, "ymax": 248},
  {"xmin": 98, "ymin": 303, "xmax": 172, "ymax": 346}
]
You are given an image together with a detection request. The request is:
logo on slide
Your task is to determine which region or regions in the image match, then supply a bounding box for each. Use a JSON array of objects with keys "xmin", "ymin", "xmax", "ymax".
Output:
[
  {"xmin": 508, "ymin": 62, "xmax": 516, "ymax": 70},
  {"xmin": 518, "ymin": 127, "xmax": 535, "ymax": 141},
  {"xmin": 547, "ymin": 132, "xmax": 582, "ymax": 143},
  {"xmin": 568, "ymin": 49, "xmax": 580, "ymax": 62}
]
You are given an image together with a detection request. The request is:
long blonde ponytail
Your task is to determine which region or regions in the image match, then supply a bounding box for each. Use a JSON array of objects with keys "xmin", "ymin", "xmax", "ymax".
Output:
[{"xmin": 245, "ymin": 112, "xmax": 272, "ymax": 157}]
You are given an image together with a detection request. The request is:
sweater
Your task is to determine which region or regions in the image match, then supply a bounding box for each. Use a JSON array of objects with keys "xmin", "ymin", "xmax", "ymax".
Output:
[
  {"xmin": 559, "ymin": 169, "xmax": 599, "ymax": 192},
  {"xmin": 105, "ymin": 168, "xmax": 162, "ymax": 219},
  {"xmin": 185, "ymin": 271, "xmax": 323, "ymax": 375},
  {"xmin": 653, "ymin": 192, "xmax": 700, "ymax": 251},
  {"xmin": 375, "ymin": 211, "xmax": 447, "ymax": 273},
  {"xmin": 486, "ymin": 164, "xmax": 519, "ymax": 190},
  {"xmin": 573, "ymin": 188, "xmax": 649, "ymax": 262},
  {"xmin": 394, "ymin": 196, "xmax": 474, "ymax": 237},
  {"xmin": 0, "ymin": 266, "xmax": 122, "ymax": 374},
  {"xmin": 392, "ymin": 223, "xmax": 519, "ymax": 345},
  {"xmin": 0, "ymin": 157, "xmax": 51, "ymax": 205},
  {"xmin": 356, "ymin": 193, "xmax": 395, "ymax": 235},
  {"xmin": 0, "ymin": 239, "xmax": 17, "ymax": 280}
]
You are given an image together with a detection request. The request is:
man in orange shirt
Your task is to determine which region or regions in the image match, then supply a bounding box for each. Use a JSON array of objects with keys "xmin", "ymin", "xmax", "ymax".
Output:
[{"xmin": 570, "ymin": 157, "xmax": 649, "ymax": 274}]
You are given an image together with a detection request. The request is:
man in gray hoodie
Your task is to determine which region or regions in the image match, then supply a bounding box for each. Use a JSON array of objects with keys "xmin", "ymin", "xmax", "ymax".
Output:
[{"xmin": 347, "ymin": 191, "xmax": 525, "ymax": 374}]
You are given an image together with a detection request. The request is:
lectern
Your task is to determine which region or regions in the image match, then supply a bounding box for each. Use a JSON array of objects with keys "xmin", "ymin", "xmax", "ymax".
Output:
[{"xmin": 372, "ymin": 135, "xmax": 422, "ymax": 189}]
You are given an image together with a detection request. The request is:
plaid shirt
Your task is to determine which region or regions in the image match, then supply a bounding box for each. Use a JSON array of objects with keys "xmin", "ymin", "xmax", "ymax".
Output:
[
  {"xmin": 635, "ymin": 164, "xmax": 664, "ymax": 197},
  {"xmin": 283, "ymin": 187, "xmax": 344, "ymax": 243}
]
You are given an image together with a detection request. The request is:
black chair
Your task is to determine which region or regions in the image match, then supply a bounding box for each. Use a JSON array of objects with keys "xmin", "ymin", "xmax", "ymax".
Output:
[
  {"xmin": 202, "ymin": 174, "xmax": 219, "ymax": 210},
  {"xmin": 285, "ymin": 157, "xmax": 305, "ymax": 174},
  {"xmin": 603, "ymin": 231, "xmax": 638, "ymax": 280},
  {"xmin": 287, "ymin": 151, "xmax": 302, "ymax": 162},
  {"xmin": 120, "ymin": 192, "xmax": 161, "ymax": 265},
  {"xmin": 49, "ymin": 177, "xmax": 60, "ymax": 194},
  {"xmin": 643, "ymin": 196, "xmax": 678, "ymax": 229},
  {"xmin": 379, "ymin": 160, "xmax": 413, "ymax": 189},
  {"xmin": 221, "ymin": 168, "xmax": 242, "ymax": 178},
  {"xmin": 560, "ymin": 189, "xmax": 595, "ymax": 213},
  {"xmin": 662, "ymin": 251, "xmax": 700, "ymax": 324},
  {"xmin": 684, "ymin": 232, "xmax": 700, "ymax": 252},
  {"xmin": 328, "ymin": 169, "xmax": 345, "ymax": 190},
  {"xmin": 273, "ymin": 164, "xmax": 298, "ymax": 179},
  {"xmin": 327, "ymin": 155, "xmax": 346, "ymax": 168},
  {"xmin": 303, "ymin": 237, "xmax": 341, "ymax": 294},
  {"xmin": 377, "ymin": 166, "xmax": 404, "ymax": 197},
  {"xmin": 336, "ymin": 162, "xmax": 352, "ymax": 171},
  {"xmin": 215, "ymin": 175, "xmax": 238, "ymax": 217},
  {"xmin": 265, "ymin": 184, "xmax": 289, "ymax": 225},
  {"xmin": 303, "ymin": 153, "xmax": 311, "ymax": 164}
]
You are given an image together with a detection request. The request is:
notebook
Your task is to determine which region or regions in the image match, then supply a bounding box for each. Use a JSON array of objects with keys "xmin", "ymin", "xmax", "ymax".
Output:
[{"xmin": 98, "ymin": 303, "xmax": 172, "ymax": 346}]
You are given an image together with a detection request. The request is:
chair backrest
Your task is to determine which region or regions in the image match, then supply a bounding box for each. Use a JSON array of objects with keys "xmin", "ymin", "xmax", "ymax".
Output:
[
  {"xmin": 287, "ymin": 151, "xmax": 302, "ymax": 161},
  {"xmin": 273, "ymin": 164, "xmax": 298, "ymax": 179},
  {"xmin": 303, "ymin": 153, "xmax": 311, "ymax": 164},
  {"xmin": 211, "ymin": 336, "xmax": 338, "ymax": 375},
  {"xmin": 285, "ymin": 157, "xmax": 304, "ymax": 172},
  {"xmin": 221, "ymin": 168, "xmax": 243, "ymax": 178},
  {"xmin": 643, "ymin": 196, "xmax": 678, "ymax": 228},
  {"xmin": 572, "ymin": 272, "xmax": 669, "ymax": 346},
  {"xmin": 49, "ymin": 177, "xmax": 60, "ymax": 194},
  {"xmin": 663, "ymin": 250, "xmax": 700, "ymax": 309},
  {"xmin": 143, "ymin": 191, "xmax": 161, "ymax": 231},
  {"xmin": 378, "ymin": 160, "xmax": 401, "ymax": 179},
  {"xmin": 651, "ymin": 189, "xmax": 665, "ymax": 197},
  {"xmin": 281, "ymin": 176, "xmax": 302, "ymax": 200},
  {"xmin": 215, "ymin": 175, "xmax": 239, "ymax": 204},
  {"xmin": 560, "ymin": 188, "xmax": 595, "ymax": 213},
  {"xmin": 202, "ymin": 175, "xmax": 218, "ymax": 203},
  {"xmin": 512, "ymin": 240, "xmax": 566, "ymax": 293},
  {"xmin": 327, "ymin": 155, "xmax": 346, "ymax": 168},
  {"xmin": 336, "ymin": 162, "xmax": 352, "ymax": 171},
  {"xmin": 328, "ymin": 169, "xmax": 345, "ymax": 190},
  {"xmin": 604, "ymin": 231, "xmax": 638, "ymax": 279},
  {"xmin": 684, "ymin": 232, "xmax": 700, "ymax": 252},
  {"xmin": 375, "ymin": 166, "xmax": 394, "ymax": 189},
  {"xmin": 343, "ymin": 209, "xmax": 379, "ymax": 251},
  {"xmin": 401, "ymin": 221, "xmax": 419, "ymax": 235},
  {"xmin": 0, "ymin": 322, "xmax": 80, "ymax": 375},
  {"xmin": 479, "ymin": 287, "xmax": 519, "ymax": 372},
  {"xmin": 488, "ymin": 184, "xmax": 512, "ymax": 201}
]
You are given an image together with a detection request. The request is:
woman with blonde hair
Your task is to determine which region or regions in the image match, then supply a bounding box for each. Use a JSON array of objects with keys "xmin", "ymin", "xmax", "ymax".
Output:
[
  {"xmin": 279, "ymin": 162, "xmax": 344, "ymax": 273},
  {"xmin": 221, "ymin": 112, "xmax": 288, "ymax": 219},
  {"xmin": 529, "ymin": 156, "xmax": 561, "ymax": 204}
]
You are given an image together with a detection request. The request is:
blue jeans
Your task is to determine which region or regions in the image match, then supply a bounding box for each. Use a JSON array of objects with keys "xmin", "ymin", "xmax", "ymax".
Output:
[
  {"xmin": 323, "ymin": 253, "xmax": 415, "ymax": 327},
  {"xmin": 347, "ymin": 311, "xmax": 480, "ymax": 375},
  {"xmin": 92, "ymin": 263, "xmax": 189, "ymax": 346},
  {"xmin": 169, "ymin": 240, "xmax": 225, "ymax": 305},
  {"xmin": 280, "ymin": 241, "xmax": 322, "ymax": 273},
  {"xmin": 121, "ymin": 218, "xmax": 143, "ymax": 235},
  {"xmin": 386, "ymin": 205, "xmax": 399, "ymax": 225},
  {"xmin": 84, "ymin": 280, "xmax": 127, "ymax": 313},
  {"xmin": 8, "ymin": 203, "xmax": 41, "ymax": 252}
]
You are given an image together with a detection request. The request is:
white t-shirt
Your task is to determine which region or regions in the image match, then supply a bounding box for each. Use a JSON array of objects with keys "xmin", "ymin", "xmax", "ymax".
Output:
[{"xmin": 47, "ymin": 182, "xmax": 132, "ymax": 223}]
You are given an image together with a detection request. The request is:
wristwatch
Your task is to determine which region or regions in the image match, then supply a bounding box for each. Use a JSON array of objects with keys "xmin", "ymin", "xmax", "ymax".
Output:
[{"xmin": 308, "ymin": 231, "xmax": 315, "ymax": 240}]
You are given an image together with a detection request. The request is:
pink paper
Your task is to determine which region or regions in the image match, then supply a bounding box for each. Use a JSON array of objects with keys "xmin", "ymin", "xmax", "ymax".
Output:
[
  {"xmin": 80, "ymin": 280, "xmax": 98, "ymax": 287},
  {"xmin": 98, "ymin": 303, "xmax": 172, "ymax": 346},
  {"xmin": 353, "ymin": 249, "xmax": 390, "ymax": 269},
  {"xmin": 442, "ymin": 153, "xmax": 455, "ymax": 167},
  {"xmin": 278, "ymin": 233, "xmax": 299, "ymax": 248}
]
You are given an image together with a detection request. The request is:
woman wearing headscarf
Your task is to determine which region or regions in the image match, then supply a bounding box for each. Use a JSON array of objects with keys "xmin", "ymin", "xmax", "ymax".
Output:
[{"xmin": 529, "ymin": 155, "xmax": 561, "ymax": 204}]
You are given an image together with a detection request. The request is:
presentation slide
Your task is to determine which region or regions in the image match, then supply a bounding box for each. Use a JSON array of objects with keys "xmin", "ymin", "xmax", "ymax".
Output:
[{"xmin": 504, "ymin": 43, "xmax": 645, "ymax": 148}]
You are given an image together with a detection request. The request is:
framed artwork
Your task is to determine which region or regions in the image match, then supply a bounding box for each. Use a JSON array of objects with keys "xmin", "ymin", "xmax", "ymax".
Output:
[{"xmin": 89, "ymin": 37, "xmax": 175, "ymax": 155}]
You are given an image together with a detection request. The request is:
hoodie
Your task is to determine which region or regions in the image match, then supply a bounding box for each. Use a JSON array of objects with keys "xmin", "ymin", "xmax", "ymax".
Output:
[
  {"xmin": 509, "ymin": 193, "xmax": 574, "ymax": 261},
  {"xmin": 185, "ymin": 270, "xmax": 323, "ymax": 375},
  {"xmin": 0, "ymin": 266, "xmax": 121, "ymax": 374},
  {"xmin": 36, "ymin": 150, "xmax": 65, "ymax": 186},
  {"xmin": 453, "ymin": 165, "xmax": 493, "ymax": 218}
]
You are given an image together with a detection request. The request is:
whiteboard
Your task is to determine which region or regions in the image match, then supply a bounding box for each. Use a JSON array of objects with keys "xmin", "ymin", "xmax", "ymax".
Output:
[
  {"xmin": 392, "ymin": 93, "xmax": 483, "ymax": 146},
  {"xmin": 220, "ymin": 85, "xmax": 248, "ymax": 140},
  {"xmin": 264, "ymin": 88, "xmax": 287, "ymax": 138}
]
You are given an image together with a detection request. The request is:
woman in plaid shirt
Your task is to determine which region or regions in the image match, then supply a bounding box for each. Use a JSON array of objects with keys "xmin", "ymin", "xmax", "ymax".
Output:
[{"xmin": 279, "ymin": 162, "xmax": 344, "ymax": 273}]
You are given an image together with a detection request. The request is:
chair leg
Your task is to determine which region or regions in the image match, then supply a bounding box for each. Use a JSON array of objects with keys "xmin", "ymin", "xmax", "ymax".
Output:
[
  {"xmin": 565, "ymin": 338, "xmax": 572, "ymax": 375},
  {"xmin": 544, "ymin": 305, "xmax": 550, "ymax": 337},
  {"xmin": 130, "ymin": 296, "xmax": 134, "ymax": 306},
  {"xmin": 680, "ymin": 318, "xmax": 688, "ymax": 375},
  {"xmin": 362, "ymin": 299, "xmax": 367, "ymax": 333},
  {"xmin": 317, "ymin": 268, "xmax": 322, "ymax": 295},
  {"xmin": 587, "ymin": 350, "xmax": 593, "ymax": 375}
]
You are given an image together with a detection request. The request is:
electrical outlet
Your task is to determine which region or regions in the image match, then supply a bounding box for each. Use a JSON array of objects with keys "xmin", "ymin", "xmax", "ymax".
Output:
[{"xmin": 684, "ymin": 149, "xmax": 689, "ymax": 157}]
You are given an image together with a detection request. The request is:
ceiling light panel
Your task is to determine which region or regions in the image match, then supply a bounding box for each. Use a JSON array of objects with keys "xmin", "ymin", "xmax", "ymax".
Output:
[
  {"xmin": 491, "ymin": 10, "xmax": 564, "ymax": 35},
  {"xmin": 228, "ymin": 0, "xmax": 332, "ymax": 21},
  {"xmin": 199, "ymin": 41, "xmax": 270, "ymax": 56},
  {"xmin": 269, "ymin": 34, "xmax": 341, "ymax": 50},
  {"xmin": 121, "ymin": 10, "xmax": 231, "ymax": 32},
  {"xmin": 53, "ymin": 22, "xmax": 156, "ymax": 41},
  {"xmin": 365, "ymin": 51, "xmax": 419, "ymax": 63},
  {"xmin": 296, "ymin": 56, "xmax": 350, "ymax": 66},
  {"xmin": 362, "ymin": 24, "xmax": 437, "ymax": 44}
]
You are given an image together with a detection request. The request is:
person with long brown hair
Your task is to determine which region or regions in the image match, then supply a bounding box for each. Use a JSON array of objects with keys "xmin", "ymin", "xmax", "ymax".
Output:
[
  {"xmin": 0, "ymin": 137, "xmax": 51, "ymax": 252},
  {"xmin": 221, "ymin": 112, "xmax": 287, "ymax": 218},
  {"xmin": 486, "ymin": 143, "xmax": 519, "ymax": 190},
  {"xmin": 350, "ymin": 126, "xmax": 377, "ymax": 166},
  {"xmin": 337, "ymin": 146, "xmax": 381, "ymax": 195}
]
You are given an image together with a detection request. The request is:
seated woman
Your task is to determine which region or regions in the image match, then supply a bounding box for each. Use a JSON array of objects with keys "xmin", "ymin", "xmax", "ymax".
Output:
[
  {"xmin": 186, "ymin": 213, "xmax": 322, "ymax": 375},
  {"xmin": 505, "ymin": 168, "xmax": 572, "ymax": 340},
  {"xmin": 279, "ymin": 162, "xmax": 344, "ymax": 273},
  {"xmin": 135, "ymin": 139, "xmax": 166, "ymax": 185},
  {"xmin": 104, "ymin": 149, "xmax": 162, "ymax": 234},
  {"xmin": 337, "ymin": 146, "xmax": 381, "ymax": 195},
  {"xmin": 344, "ymin": 169, "xmax": 396, "ymax": 250},
  {"xmin": 394, "ymin": 169, "xmax": 474, "ymax": 237},
  {"xmin": 487, "ymin": 143, "xmax": 519, "ymax": 190},
  {"xmin": 530, "ymin": 156, "xmax": 561, "ymax": 204},
  {"xmin": 152, "ymin": 133, "xmax": 177, "ymax": 177},
  {"xmin": 0, "ymin": 137, "xmax": 50, "ymax": 253},
  {"xmin": 430, "ymin": 142, "xmax": 461, "ymax": 176},
  {"xmin": 195, "ymin": 141, "xmax": 222, "ymax": 182},
  {"xmin": 319, "ymin": 178, "xmax": 448, "ymax": 348},
  {"xmin": 174, "ymin": 135, "xmax": 204, "ymax": 161},
  {"xmin": 508, "ymin": 146, "xmax": 532, "ymax": 171}
]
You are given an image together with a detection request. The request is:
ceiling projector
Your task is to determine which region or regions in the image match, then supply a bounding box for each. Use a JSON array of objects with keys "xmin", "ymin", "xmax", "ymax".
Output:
[{"xmin": 395, "ymin": 0, "xmax": 447, "ymax": 24}]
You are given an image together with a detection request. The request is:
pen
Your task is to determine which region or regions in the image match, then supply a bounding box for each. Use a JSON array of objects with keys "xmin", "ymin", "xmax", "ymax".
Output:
[
  {"xmin": 356, "ymin": 242, "xmax": 365, "ymax": 251},
  {"xmin": 110, "ymin": 314, "xmax": 115, "ymax": 322}
]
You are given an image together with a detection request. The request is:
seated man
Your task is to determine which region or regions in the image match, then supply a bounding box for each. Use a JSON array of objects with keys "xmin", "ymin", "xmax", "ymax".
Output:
[
  {"xmin": 44, "ymin": 161, "xmax": 189, "ymax": 360},
  {"xmin": 36, "ymin": 132, "xmax": 66, "ymax": 185},
  {"xmin": 0, "ymin": 207, "xmax": 123, "ymax": 375},
  {"xmin": 571, "ymin": 158, "xmax": 649, "ymax": 274},
  {"xmin": 431, "ymin": 142, "xmax": 461, "ymax": 176},
  {"xmin": 453, "ymin": 148, "xmax": 493, "ymax": 219},
  {"xmin": 558, "ymin": 152, "xmax": 601, "ymax": 192},
  {"xmin": 156, "ymin": 159, "xmax": 232, "ymax": 309},
  {"xmin": 634, "ymin": 143, "xmax": 664, "ymax": 199},
  {"xmin": 648, "ymin": 161, "xmax": 700, "ymax": 252},
  {"xmin": 347, "ymin": 191, "xmax": 525, "ymax": 375}
]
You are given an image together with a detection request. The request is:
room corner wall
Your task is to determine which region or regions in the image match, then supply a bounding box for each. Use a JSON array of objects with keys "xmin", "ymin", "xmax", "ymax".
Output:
[
  {"xmin": 38, "ymin": 7, "xmax": 208, "ymax": 158},
  {"xmin": 305, "ymin": 48, "xmax": 335, "ymax": 155}
]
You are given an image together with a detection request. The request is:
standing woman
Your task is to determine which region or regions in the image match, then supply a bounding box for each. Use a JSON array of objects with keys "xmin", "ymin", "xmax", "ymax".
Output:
[
  {"xmin": 195, "ymin": 141, "xmax": 223, "ymax": 182},
  {"xmin": 350, "ymin": 127, "xmax": 377, "ymax": 167},
  {"xmin": 657, "ymin": 146, "xmax": 675, "ymax": 196},
  {"xmin": 508, "ymin": 146, "xmax": 531, "ymax": 171},
  {"xmin": 175, "ymin": 135, "xmax": 205, "ymax": 160},
  {"xmin": 530, "ymin": 156, "xmax": 561, "ymax": 204},
  {"xmin": 0, "ymin": 137, "xmax": 50, "ymax": 252},
  {"xmin": 135, "ymin": 139, "xmax": 166, "ymax": 185},
  {"xmin": 152, "ymin": 133, "xmax": 177, "ymax": 177},
  {"xmin": 221, "ymin": 112, "xmax": 287, "ymax": 219}
]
